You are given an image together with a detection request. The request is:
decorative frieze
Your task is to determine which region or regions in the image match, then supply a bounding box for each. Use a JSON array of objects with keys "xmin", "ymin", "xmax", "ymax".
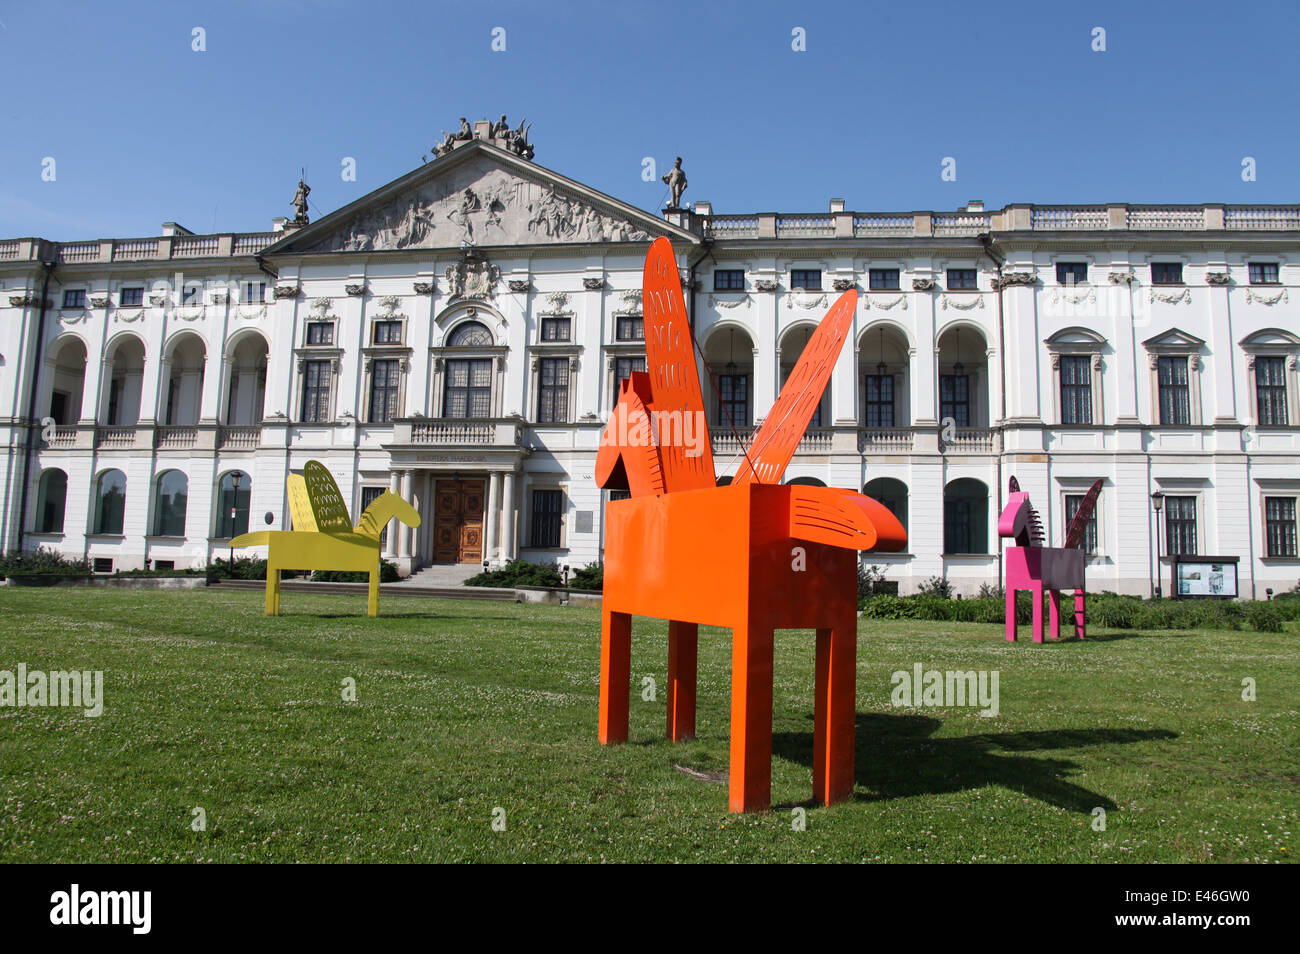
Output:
[
  {"xmin": 1205, "ymin": 272, "xmax": 1231, "ymax": 286},
  {"xmin": 345, "ymin": 283, "xmax": 366, "ymax": 297},
  {"xmin": 508, "ymin": 279, "xmax": 531, "ymax": 293},
  {"xmin": 88, "ymin": 295, "xmax": 111, "ymax": 309},
  {"xmin": 831, "ymin": 277, "xmax": 856, "ymax": 292},
  {"xmin": 754, "ymin": 279, "xmax": 779, "ymax": 293},
  {"xmin": 413, "ymin": 281, "xmax": 435, "ymax": 295},
  {"xmin": 582, "ymin": 277, "xmax": 605, "ymax": 291},
  {"xmin": 273, "ymin": 284, "xmax": 301, "ymax": 299},
  {"xmin": 940, "ymin": 293, "xmax": 985, "ymax": 310},
  {"xmin": 991, "ymin": 272, "xmax": 1036, "ymax": 290},
  {"xmin": 1149, "ymin": 287, "xmax": 1192, "ymax": 305},
  {"xmin": 912, "ymin": 278, "xmax": 936, "ymax": 291},
  {"xmin": 1108, "ymin": 271, "xmax": 1137, "ymax": 285},
  {"xmin": 1245, "ymin": 286, "xmax": 1288, "ymax": 305}
]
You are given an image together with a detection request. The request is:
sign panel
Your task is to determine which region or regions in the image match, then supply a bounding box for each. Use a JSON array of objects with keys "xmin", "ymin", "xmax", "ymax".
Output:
[{"xmin": 1174, "ymin": 556, "xmax": 1239, "ymax": 598}]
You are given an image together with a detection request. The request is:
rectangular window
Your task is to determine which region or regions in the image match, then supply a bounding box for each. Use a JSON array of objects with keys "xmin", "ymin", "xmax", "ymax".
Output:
[
  {"xmin": 1265, "ymin": 496, "xmax": 1298, "ymax": 557},
  {"xmin": 119, "ymin": 287, "xmax": 143, "ymax": 306},
  {"xmin": 868, "ymin": 268, "xmax": 900, "ymax": 290},
  {"xmin": 244, "ymin": 281, "xmax": 267, "ymax": 303},
  {"xmin": 372, "ymin": 320, "xmax": 402, "ymax": 345},
  {"xmin": 864, "ymin": 375, "xmax": 895, "ymax": 427},
  {"xmin": 1249, "ymin": 262, "xmax": 1280, "ymax": 285},
  {"xmin": 615, "ymin": 315, "xmax": 644, "ymax": 341},
  {"xmin": 713, "ymin": 270, "xmax": 745, "ymax": 291},
  {"xmin": 541, "ymin": 316, "xmax": 571, "ymax": 341},
  {"xmin": 443, "ymin": 358, "xmax": 492, "ymax": 418},
  {"xmin": 946, "ymin": 269, "xmax": 977, "ymax": 290},
  {"xmin": 718, "ymin": 374, "xmax": 749, "ymax": 426},
  {"xmin": 1256, "ymin": 356, "xmax": 1289, "ymax": 426},
  {"xmin": 1157, "ymin": 356, "xmax": 1191, "ymax": 425},
  {"xmin": 613, "ymin": 355, "xmax": 647, "ymax": 404},
  {"xmin": 791, "ymin": 269, "xmax": 822, "ymax": 290},
  {"xmin": 1056, "ymin": 262, "xmax": 1088, "ymax": 285},
  {"xmin": 182, "ymin": 285, "xmax": 203, "ymax": 304},
  {"xmin": 939, "ymin": 374, "xmax": 970, "ymax": 427},
  {"xmin": 1151, "ymin": 262, "xmax": 1183, "ymax": 285},
  {"xmin": 1060, "ymin": 355, "xmax": 1093, "ymax": 424},
  {"xmin": 537, "ymin": 358, "xmax": 570, "ymax": 423},
  {"xmin": 306, "ymin": 321, "xmax": 334, "ymax": 345},
  {"xmin": 62, "ymin": 289, "xmax": 85, "ymax": 308},
  {"xmin": 368, "ymin": 359, "xmax": 400, "ymax": 422},
  {"xmin": 943, "ymin": 496, "xmax": 986, "ymax": 554},
  {"xmin": 1165, "ymin": 496, "xmax": 1197, "ymax": 556},
  {"xmin": 1065, "ymin": 493, "xmax": 1099, "ymax": 555},
  {"xmin": 530, "ymin": 489, "xmax": 563, "ymax": 548},
  {"xmin": 93, "ymin": 558, "xmax": 114, "ymax": 574},
  {"xmin": 361, "ymin": 486, "xmax": 387, "ymax": 549},
  {"xmin": 301, "ymin": 361, "xmax": 332, "ymax": 423}
]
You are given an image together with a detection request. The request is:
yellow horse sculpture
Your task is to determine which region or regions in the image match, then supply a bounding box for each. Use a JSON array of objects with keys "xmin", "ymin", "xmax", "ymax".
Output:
[{"xmin": 230, "ymin": 460, "xmax": 421, "ymax": 617}]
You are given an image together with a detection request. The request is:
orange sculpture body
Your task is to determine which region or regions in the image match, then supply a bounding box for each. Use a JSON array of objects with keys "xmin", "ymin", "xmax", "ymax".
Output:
[{"xmin": 596, "ymin": 238, "xmax": 907, "ymax": 813}]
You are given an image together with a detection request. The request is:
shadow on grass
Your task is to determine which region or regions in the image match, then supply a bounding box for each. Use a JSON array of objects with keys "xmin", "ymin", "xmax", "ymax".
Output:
[
  {"xmin": 772, "ymin": 713, "xmax": 1178, "ymax": 813},
  {"xmin": 274, "ymin": 612, "xmax": 518, "ymax": 621}
]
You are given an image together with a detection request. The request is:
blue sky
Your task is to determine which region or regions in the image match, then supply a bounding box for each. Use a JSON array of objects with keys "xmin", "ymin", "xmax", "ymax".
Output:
[{"xmin": 2, "ymin": 0, "xmax": 1297, "ymax": 239}]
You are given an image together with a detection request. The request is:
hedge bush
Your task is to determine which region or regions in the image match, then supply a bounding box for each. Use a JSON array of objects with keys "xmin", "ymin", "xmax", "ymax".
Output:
[
  {"xmin": 463, "ymin": 559, "xmax": 563, "ymax": 589},
  {"xmin": 570, "ymin": 562, "xmax": 603, "ymax": 591},
  {"xmin": 0, "ymin": 547, "xmax": 90, "ymax": 580},
  {"xmin": 311, "ymin": 560, "xmax": 400, "ymax": 584}
]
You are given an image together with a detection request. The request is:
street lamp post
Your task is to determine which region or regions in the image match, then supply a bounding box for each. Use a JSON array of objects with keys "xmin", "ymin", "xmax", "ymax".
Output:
[
  {"xmin": 1150, "ymin": 491, "xmax": 1165, "ymax": 599},
  {"xmin": 229, "ymin": 471, "xmax": 243, "ymax": 573}
]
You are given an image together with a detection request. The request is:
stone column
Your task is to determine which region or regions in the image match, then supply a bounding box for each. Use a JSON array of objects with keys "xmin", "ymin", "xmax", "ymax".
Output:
[
  {"xmin": 502, "ymin": 471, "xmax": 517, "ymax": 560},
  {"xmin": 486, "ymin": 470, "xmax": 502, "ymax": 564},
  {"xmin": 399, "ymin": 471, "xmax": 413, "ymax": 561},
  {"xmin": 384, "ymin": 470, "xmax": 400, "ymax": 559}
]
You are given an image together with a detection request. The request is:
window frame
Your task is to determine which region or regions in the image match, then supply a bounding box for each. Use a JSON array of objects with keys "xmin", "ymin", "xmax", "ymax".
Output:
[
  {"xmin": 1163, "ymin": 495, "xmax": 1198, "ymax": 556},
  {"xmin": 1150, "ymin": 262, "xmax": 1184, "ymax": 286},
  {"xmin": 1248, "ymin": 262, "xmax": 1280, "ymax": 285},
  {"xmin": 1264, "ymin": 495, "xmax": 1298, "ymax": 558},
  {"xmin": 305, "ymin": 320, "xmax": 335, "ymax": 346},
  {"xmin": 1056, "ymin": 262, "xmax": 1089, "ymax": 285},
  {"xmin": 527, "ymin": 487, "xmax": 565, "ymax": 550},
  {"xmin": 868, "ymin": 268, "xmax": 900, "ymax": 291},
  {"xmin": 946, "ymin": 269, "xmax": 977, "ymax": 291},
  {"xmin": 713, "ymin": 269, "xmax": 745, "ymax": 291},
  {"xmin": 863, "ymin": 373, "xmax": 895, "ymax": 427},
  {"xmin": 119, "ymin": 286, "xmax": 144, "ymax": 307},
  {"xmin": 790, "ymin": 269, "xmax": 822, "ymax": 291},
  {"xmin": 615, "ymin": 315, "xmax": 644, "ymax": 342},
  {"xmin": 536, "ymin": 356, "xmax": 572, "ymax": 424},
  {"xmin": 1064, "ymin": 491, "xmax": 1100, "ymax": 556},
  {"xmin": 62, "ymin": 289, "xmax": 86, "ymax": 309},
  {"xmin": 299, "ymin": 358, "xmax": 334, "ymax": 423}
]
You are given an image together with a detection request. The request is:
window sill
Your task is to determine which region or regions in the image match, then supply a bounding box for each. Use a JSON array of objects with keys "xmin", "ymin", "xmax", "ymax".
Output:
[
  {"xmin": 85, "ymin": 534, "xmax": 125, "ymax": 541},
  {"xmin": 1259, "ymin": 555, "xmax": 1300, "ymax": 562}
]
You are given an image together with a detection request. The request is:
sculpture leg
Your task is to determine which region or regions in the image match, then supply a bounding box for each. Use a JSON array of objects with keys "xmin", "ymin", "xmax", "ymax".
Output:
[
  {"xmin": 1031, "ymin": 582, "xmax": 1044, "ymax": 643},
  {"xmin": 1048, "ymin": 589, "xmax": 1061, "ymax": 639},
  {"xmin": 666, "ymin": 620, "xmax": 697, "ymax": 742},
  {"xmin": 367, "ymin": 569, "xmax": 379, "ymax": 617},
  {"xmin": 813, "ymin": 619, "xmax": 856, "ymax": 806},
  {"xmin": 265, "ymin": 564, "xmax": 279, "ymax": 617},
  {"xmin": 1075, "ymin": 587, "xmax": 1086, "ymax": 639},
  {"xmin": 598, "ymin": 609, "xmax": 631, "ymax": 745},
  {"xmin": 1005, "ymin": 587, "xmax": 1017, "ymax": 642},
  {"xmin": 729, "ymin": 620, "xmax": 773, "ymax": 813}
]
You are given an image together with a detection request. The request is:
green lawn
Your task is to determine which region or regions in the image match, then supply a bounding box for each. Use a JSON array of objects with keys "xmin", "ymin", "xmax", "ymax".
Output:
[{"xmin": 0, "ymin": 587, "xmax": 1294, "ymax": 863}]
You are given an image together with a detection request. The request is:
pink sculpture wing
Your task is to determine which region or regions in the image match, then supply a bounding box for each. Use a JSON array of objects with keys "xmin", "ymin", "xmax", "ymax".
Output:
[
  {"xmin": 1063, "ymin": 478, "xmax": 1103, "ymax": 549},
  {"xmin": 642, "ymin": 237, "xmax": 715, "ymax": 492},
  {"xmin": 733, "ymin": 289, "xmax": 857, "ymax": 486}
]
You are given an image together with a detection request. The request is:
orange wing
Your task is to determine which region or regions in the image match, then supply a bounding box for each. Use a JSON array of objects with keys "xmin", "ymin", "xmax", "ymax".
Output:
[
  {"xmin": 733, "ymin": 289, "xmax": 857, "ymax": 485},
  {"xmin": 788, "ymin": 486, "xmax": 908, "ymax": 552},
  {"xmin": 595, "ymin": 372, "xmax": 666, "ymax": 497},
  {"xmin": 642, "ymin": 237, "xmax": 716, "ymax": 492}
]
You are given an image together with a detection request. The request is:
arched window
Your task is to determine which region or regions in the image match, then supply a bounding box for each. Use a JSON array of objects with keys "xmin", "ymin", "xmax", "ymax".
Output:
[
  {"xmin": 216, "ymin": 471, "xmax": 250, "ymax": 538},
  {"xmin": 865, "ymin": 477, "xmax": 909, "ymax": 534},
  {"xmin": 153, "ymin": 470, "xmax": 189, "ymax": 537},
  {"xmin": 94, "ymin": 470, "xmax": 127, "ymax": 535},
  {"xmin": 944, "ymin": 478, "xmax": 989, "ymax": 554},
  {"xmin": 447, "ymin": 321, "xmax": 494, "ymax": 347},
  {"xmin": 35, "ymin": 469, "xmax": 68, "ymax": 534},
  {"xmin": 786, "ymin": 476, "xmax": 827, "ymax": 487}
]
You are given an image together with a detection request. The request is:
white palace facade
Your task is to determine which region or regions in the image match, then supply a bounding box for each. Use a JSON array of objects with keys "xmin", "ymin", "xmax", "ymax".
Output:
[{"xmin": 2, "ymin": 122, "xmax": 1299, "ymax": 596}]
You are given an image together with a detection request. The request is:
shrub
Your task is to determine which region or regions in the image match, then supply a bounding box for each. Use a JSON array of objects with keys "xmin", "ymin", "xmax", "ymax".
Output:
[
  {"xmin": 1247, "ymin": 603, "xmax": 1284, "ymax": 633},
  {"xmin": 975, "ymin": 581, "xmax": 1004, "ymax": 601},
  {"xmin": 0, "ymin": 547, "xmax": 90, "ymax": 580},
  {"xmin": 1090, "ymin": 597, "xmax": 1137, "ymax": 629},
  {"xmin": 857, "ymin": 564, "xmax": 896, "ymax": 600},
  {"xmin": 859, "ymin": 595, "xmax": 910, "ymax": 619},
  {"xmin": 207, "ymin": 556, "xmax": 268, "ymax": 581},
  {"xmin": 463, "ymin": 559, "xmax": 563, "ymax": 589},
  {"xmin": 311, "ymin": 560, "xmax": 400, "ymax": 584},
  {"xmin": 570, "ymin": 562, "xmax": 603, "ymax": 591},
  {"xmin": 916, "ymin": 575, "xmax": 954, "ymax": 598}
]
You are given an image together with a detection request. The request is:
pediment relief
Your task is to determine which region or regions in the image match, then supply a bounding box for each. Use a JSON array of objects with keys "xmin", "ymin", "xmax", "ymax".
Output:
[
  {"xmin": 1044, "ymin": 326, "xmax": 1107, "ymax": 350},
  {"xmin": 1239, "ymin": 327, "xmax": 1300, "ymax": 350},
  {"xmin": 1142, "ymin": 327, "xmax": 1206, "ymax": 353},
  {"xmin": 296, "ymin": 154, "xmax": 658, "ymax": 254}
]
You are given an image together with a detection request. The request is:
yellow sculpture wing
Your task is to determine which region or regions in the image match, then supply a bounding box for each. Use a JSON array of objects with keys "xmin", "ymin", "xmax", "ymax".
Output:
[{"xmin": 286, "ymin": 474, "xmax": 318, "ymax": 532}]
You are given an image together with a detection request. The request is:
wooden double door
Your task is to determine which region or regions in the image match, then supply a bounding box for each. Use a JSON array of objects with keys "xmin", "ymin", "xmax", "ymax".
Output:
[{"xmin": 433, "ymin": 478, "xmax": 485, "ymax": 564}]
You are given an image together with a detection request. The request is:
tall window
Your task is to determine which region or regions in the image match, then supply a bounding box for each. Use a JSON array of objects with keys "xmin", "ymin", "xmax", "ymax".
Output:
[
  {"xmin": 714, "ymin": 270, "xmax": 745, "ymax": 291},
  {"xmin": 1157, "ymin": 356, "xmax": 1190, "ymax": 425},
  {"xmin": 372, "ymin": 320, "xmax": 402, "ymax": 345},
  {"xmin": 615, "ymin": 316, "xmax": 644, "ymax": 341},
  {"xmin": 1151, "ymin": 262, "xmax": 1183, "ymax": 285},
  {"xmin": 63, "ymin": 289, "xmax": 85, "ymax": 308},
  {"xmin": 1065, "ymin": 493, "xmax": 1099, "ymax": 554},
  {"xmin": 1248, "ymin": 262, "xmax": 1279, "ymax": 285},
  {"xmin": 443, "ymin": 359, "xmax": 492, "ymax": 417},
  {"xmin": 35, "ymin": 469, "xmax": 67, "ymax": 534},
  {"xmin": 791, "ymin": 269, "xmax": 821, "ymax": 290},
  {"xmin": 153, "ymin": 470, "xmax": 188, "ymax": 537},
  {"xmin": 1165, "ymin": 496, "xmax": 1197, "ymax": 556},
  {"xmin": 216, "ymin": 472, "xmax": 250, "ymax": 539},
  {"xmin": 243, "ymin": 281, "xmax": 266, "ymax": 303},
  {"xmin": 865, "ymin": 478, "xmax": 908, "ymax": 534},
  {"xmin": 541, "ymin": 316, "xmax": 571, "ymax": 341},
  {"xmin": 864, "ymin": 375, "xmax": 894, "ymax": 427},
  {"xmin": 361, "ymin": 486, "xmax": 387, "ymax": 548},
  {"xmin": 1256, "ymin": 356, "xmax": 1288, "ymax": 425},
  {"xmin": 1056, "ymin": 262, "xmax": 1088, "ymax": 285},
  {"xmin": 943, "ymin": 479, "xmax": 987, "ymax": 554},
  {"xmin": 119, "ymin": 287, "xmax": 143, "ymax": 306},
  {"xmin": 301, "ymin": 360, "xmax": 332, "ymax": 422},
  {"xmin": 537, "ymin": 358, "xmax": 570, "ymax": 423},
  {"xmin": 1265, "ymin": 497, "xmax": 1298, "ymax": 558},
  {"xmin": 718, "ymin": 374, "xmax": 749, "ymax": 426},
  {"xmin": 613, "ymin": 356, "xmax": 646, "ymax": 404},
  {"xmin": 368, "ymin": 359, "xmax": 400, "ymax": 422},
  {"xmin": 1060, "ymin": 356, "xmax": 1093, "ymax": 424},
  {"xmin": 93, "ymin": 470, "xmax": 127, "ymax": 535},
  {"xmin": 940, "ymin": 375, "xmax": 970, "ymax": 427},
  {"xmin": 946, "ymin": 269, "xmax": 977, "ymax": 290},
  {"xmin": 306, "ymin": 321, "xmax": 334, "ymax": 345},
  {"xmin": 530, "ymin": 489, "xmax": 563, "ymax": 548},
  {"xmin": 868, "ymin": 269, "xmax": 899, "ymax": 290}
]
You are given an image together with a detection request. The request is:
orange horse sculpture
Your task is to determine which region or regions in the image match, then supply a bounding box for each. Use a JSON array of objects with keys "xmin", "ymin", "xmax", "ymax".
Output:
[{"xmin": 596, "ymin": 238, "xmax": 907, "ymax": 813}]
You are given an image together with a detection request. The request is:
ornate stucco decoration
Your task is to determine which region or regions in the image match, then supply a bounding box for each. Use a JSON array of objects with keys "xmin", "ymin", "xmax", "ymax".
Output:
[
  {"xmin": 1205, "ymin": 272, "xmax": 1231, "ymax": 286},
  {"xmin": 1108, "ymin": 271, "xmax": 1137, "ymax": 285},
  {"xmin": 619, "ymin": 289, "xmax": 642, "ymax": 314},
  {"xmin": 538, "ymin": 291, "xmax": 574, "ymax": 318},
  {"xmin": 1050, "ymin": 285, "xmax": 1096, "ymax": 306},
  {"xmin": 89, "ymin": 295, "xmax": 110, "ymax": 309},
  {"xmin": 787, "ymin": 292, "xmax": 828, "ymax": 310},
  {"xmin": 374, "ymin": 296, "xmax": 406, "ymax": 321},
  {"xmin": 445, "ymin": 251, "xmax": 500, "ymax": 302},
  {"xmin": 708, "ymin": 294, "xmax": 752, "ymax": 309},
  {"xmin": 273, "ymin": 284, "xmax": 301, "ymax": 299},
  {"xmin": 508, "ymin": 279, "xmax": 531, "ymax": 293},
  {"xmin": 59, "ymin": 310, "xmax": 89, "ymax": 324},
  {"xmin": 991, "ymin": 272, "xmax": 1036, "ymax": 290},
  {"xmin": 1245, "ymin": 286, "xmax": 1288, "ymax": 305},
  {"xmin": 583, "ymin": 277, "xmax": 605, "ymax": 291},
  {"xmin": 754, "ymin": 279, "xmax": 779, "ymax": 293},
  {"xmin": 149, "ymin": 292, "xmax": 169, "ymax": 306},
  {"xmin": 865, "ymin": 294, "xmax": 908, "ymax": 311},
  {"xmin": 940, "ymin": 294, "xmax": 986, "ymax": 310},
  {"xmin": 912, "ymin": 278, "xmax": 937, "ymax": 291},
  {"xmin": 1148, "ymin": 287, "xmax": 1192, "ymax": 305},
  {"xmin": 413, "ymin": 281, "xmax": 435, "ymax": 295},
  {"xmin": 175, "ymin": 306, "xmax": 205, "ymax": 321},
  {"xmin": 114, "ymin": 310, "xmax": 144, "ymax": 323},
  {"xmin": 211, "ymin": 291, "xmax": 229, "ymax": 305},
  {"xmin": 236, "ymin": 304, "xmax": 267, "ymax": 320},
  {"xmin": 345, "ymin": 283, "xmax": 366, "ymax": 297},
  {"xmin": 8, "ymin": 295, "xmax": 44, "ymax": 308},
  {"xmin": 831, "ymin": 277, "xmax": 856, "ymax": 292}
]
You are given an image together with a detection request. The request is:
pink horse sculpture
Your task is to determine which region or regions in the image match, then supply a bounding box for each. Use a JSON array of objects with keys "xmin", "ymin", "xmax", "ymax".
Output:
[{"xmin": 999, "ymin": 476, "xmax": 1102, "ymax": 642}]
